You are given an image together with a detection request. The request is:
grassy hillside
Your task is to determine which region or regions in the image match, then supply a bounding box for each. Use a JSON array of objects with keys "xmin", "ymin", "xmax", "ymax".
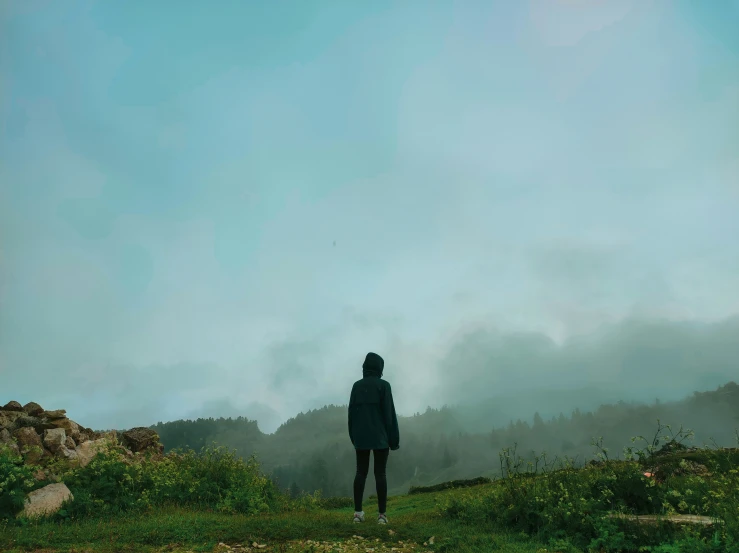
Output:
[
  {"xmin": 0, "ymin": 486, "xmax": 546, "ymax": 553},
  {"xmin": 5, "ymin": 384, "xmax": 737, "ymax": 552},
  {"xmin": 3, "ymin": 415, "xmax": 739, "ymax": 552},
  {"xmin": 2, "ymin": 441, "xmax": 738, "ymax": 553}
]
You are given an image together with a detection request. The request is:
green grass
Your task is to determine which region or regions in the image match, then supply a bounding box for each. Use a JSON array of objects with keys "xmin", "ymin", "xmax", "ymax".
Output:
[
  {"xmin": 0, "ymin": 482, "xmax": 546, "ymax": 553},
  {"xmin": 4, "ymin": 428, "xmax": 736, "ymax": 552}
]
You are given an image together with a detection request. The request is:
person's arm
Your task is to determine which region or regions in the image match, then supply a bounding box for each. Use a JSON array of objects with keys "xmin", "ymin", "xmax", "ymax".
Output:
[
  {"xmin": 348, "ymin": 386, "xmax": 355, "ymax": 447},
  {"xmin": 383, "ymin": 382, "xmax": 400, "ymax": 450}
]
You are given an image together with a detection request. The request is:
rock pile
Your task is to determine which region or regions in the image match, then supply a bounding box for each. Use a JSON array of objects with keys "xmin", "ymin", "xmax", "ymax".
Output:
[
  {"xmin": 0, "ymin": 400, "xmax": 163, "ymax": 469},
  {"xmin": 1, "ymin": 400, "xmax": 165, "ymax": 519}
]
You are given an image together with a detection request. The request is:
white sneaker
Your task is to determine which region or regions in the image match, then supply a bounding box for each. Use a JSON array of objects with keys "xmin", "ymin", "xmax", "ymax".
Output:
[
  {"xmin": 378, "ymin": 513, "xmax": 388, "ymax": 524},
  {"xmin": 353, "ymin": 511, "xmax": 365, "ymax": 523}
]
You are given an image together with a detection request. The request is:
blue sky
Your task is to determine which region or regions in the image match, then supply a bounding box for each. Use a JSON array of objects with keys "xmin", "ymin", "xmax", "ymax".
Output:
[{"xmin": 1, "ymin": 0, "xmax": 738, "ymax": 432}]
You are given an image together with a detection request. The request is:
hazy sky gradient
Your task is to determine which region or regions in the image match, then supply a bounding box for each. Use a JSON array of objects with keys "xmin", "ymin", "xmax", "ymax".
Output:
[{"xmin": 1, "ymin": 0, "xmax": 738, "ymax": 432}]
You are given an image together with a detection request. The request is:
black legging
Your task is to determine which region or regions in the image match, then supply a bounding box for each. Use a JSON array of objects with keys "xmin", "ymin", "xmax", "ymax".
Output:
[{"xmin": 353, "ymin": 448, "xmax": 389, "ymax": 513}]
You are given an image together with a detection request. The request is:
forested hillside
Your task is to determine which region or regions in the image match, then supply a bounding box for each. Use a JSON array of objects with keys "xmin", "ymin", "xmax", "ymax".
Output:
[{"xmin": 151, "ymin": 382, "xmax": 739, "ymax": 500}]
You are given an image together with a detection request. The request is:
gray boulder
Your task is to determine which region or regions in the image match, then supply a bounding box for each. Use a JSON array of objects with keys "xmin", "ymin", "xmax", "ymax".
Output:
[
  {"xmin": 11, "ymin": 415, "xmax": 56, "ymax": 434},
  {"xmin": 56, "ymin": 445, "xmax": 79, "ymax": 461},
  {"xmin": 0, "ymin": 427, "xmax": 13, "ymax": 443},
  {"xmin": 43, "ymin": 428, "xmax": 66, "ymax": 453},
  {"xmin": 0, "ymin": 428, "xmax": 20, "ymax": 455},
  {"xmin": 74, "ymin": 438, "xmax": 108, "ymax": 467},
  {"xmin": 22, "ymin": 402, "xmax": 44, "ymax": 416},
  {"xmin": 49, "ymin": 418, "xmax": 81, "ymax": 442},
  {"xmin": 42, "ymin": 409, "xmax": 67, "ymax": 420},
  {"xmin": 20, "ymin": 482, "xmax": 73, "ymax": 519},
  {"xmin": 12, "ymin": 427, "xmax": 42, "ymax": 448},
  {"xmin": 121, "ymin": 427, "xmax": 163, "ymax": 453},
  {"xmin": 0, "ymin": 410, "xmax": 25, "ymax": 429}
]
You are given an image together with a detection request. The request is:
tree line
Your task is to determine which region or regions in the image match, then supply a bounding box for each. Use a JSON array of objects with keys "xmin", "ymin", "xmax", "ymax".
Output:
[{"xmin": 151, "ymin": 381, "xmax": 739, "ymax": 500}]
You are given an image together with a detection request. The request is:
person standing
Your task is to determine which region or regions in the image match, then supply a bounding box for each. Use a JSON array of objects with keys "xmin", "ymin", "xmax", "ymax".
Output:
[{"xmin": 348, "ymin": 352, "xmax": 400, "ymax": 524}]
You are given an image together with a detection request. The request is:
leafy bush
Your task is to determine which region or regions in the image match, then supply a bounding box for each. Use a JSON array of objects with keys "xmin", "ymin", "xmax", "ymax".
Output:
[
  {"xmin": 61, "ymin": 449, "xmax": 151, "ymax": 517},
  {"xmin": 439, "ymin": 425, "xmax": 739, "ymax": 552},
  {"xmin": 295, "ymin": 491, "xmax": 326, "ymax": 511},
  {"xmin": 3, "ymin": 439, "xmax": 351, "ymax": 523},
  {"xmin": 318, "ymin": 496, "xmax": 353, "ymax": 509},
  {"xmin": 0, "ymin": 444, "xmax": 39, "ymax": 520},
  {"xmin": 60, "ymin": 445, "xmax": 286, "ymax": 519},
  {"xmin": 141, "ymin": 447, "xmax": 281, "ymax": 514}
]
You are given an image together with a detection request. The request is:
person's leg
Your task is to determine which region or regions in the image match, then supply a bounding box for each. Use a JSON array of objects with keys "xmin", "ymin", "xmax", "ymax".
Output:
[
  {"xmin": 353, "ymin": 449, "xmax": 371, "ymax": 513},
  {"xmin": 373, "ymin": 448, "xmax": 390, "ymax": 515}
]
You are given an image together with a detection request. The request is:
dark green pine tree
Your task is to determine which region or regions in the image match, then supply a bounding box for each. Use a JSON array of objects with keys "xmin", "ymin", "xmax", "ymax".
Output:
[{"xmin": 441, "ymin": 445, "xmax": 455, "ymax": 468}]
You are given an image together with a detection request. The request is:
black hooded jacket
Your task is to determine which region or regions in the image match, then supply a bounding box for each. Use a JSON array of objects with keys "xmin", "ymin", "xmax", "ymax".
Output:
[{"xmin": 348, "ymin": 352, "xmax": 400, "ymax": 451}]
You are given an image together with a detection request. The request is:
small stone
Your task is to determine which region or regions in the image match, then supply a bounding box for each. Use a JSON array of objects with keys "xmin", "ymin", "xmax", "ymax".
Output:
[
  {"xmin": 22, "ymin": 445, "xmax": 44, "ymax": 464},
  {"xmin": 75, "ymin": 438, "xmax": 108, "ymax": 467},
  {"xmin": 42, "ymin": 409, "xmax": 67, "ymax": 420},
  {"xmin": 65, "ymin": 435, "xmax": 76, "ymax": 449},
  {"xmin": 22, "ymin": 402, "xmax": 44, "ymax": 416},
  {"xmin": 43, "ymin": 428, "xmax": 67, "ymax": 453},
  {"xmin": 50, "ymin": 418, "xmax": 81, "ymax": 442},
  {"xmin": 0, "ymin": 428, "xmax": 19, "ymax": 455},
  {"xmin": 0, "ymin": 428, "xmax": 12, "ymax": 443},
  {"xmin": 2, "ymin": 401, "xmax": 23, "ymax": 412},
  {"xmin": 0, "ymin": 410, "xmax": 25, "ymax": 429},
  {"xmin": 121, "ymin": 427, "xmax": 163, "ymax": 453},
  {"xmin": 13, "ymin": 427, "xmax": 42, "ymax": 448},
  {"xmin": 75, "ymin": 428, "xmax": 91, "ymax": 444},
  {"xmin": 12, "ymin": 415, "xmax": 56, "ymax": 434},
  {"xmin": 57, "ymin": 445, "xmax": 79, "ymax": 461}
]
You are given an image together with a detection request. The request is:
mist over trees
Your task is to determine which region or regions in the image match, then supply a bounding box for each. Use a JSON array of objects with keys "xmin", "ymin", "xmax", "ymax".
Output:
[
  {"xmin": 151, "ymin": 381, "xmax": 739, "ymax": 501},
  {"xmin": 436, "ymin": 316, "xmax": 739, "ymax": 415}
]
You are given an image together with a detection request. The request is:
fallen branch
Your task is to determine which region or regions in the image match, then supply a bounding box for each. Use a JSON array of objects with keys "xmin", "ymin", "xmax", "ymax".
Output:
[{"xmin": 606, "ymin": 513, "xmax": 722, "ymax": 526}]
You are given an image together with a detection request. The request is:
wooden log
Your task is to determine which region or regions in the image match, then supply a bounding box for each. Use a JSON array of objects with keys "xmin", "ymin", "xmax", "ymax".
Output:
[{"xmin": 606, "ymin": 513, "xmax": 722, "ymax": 526}]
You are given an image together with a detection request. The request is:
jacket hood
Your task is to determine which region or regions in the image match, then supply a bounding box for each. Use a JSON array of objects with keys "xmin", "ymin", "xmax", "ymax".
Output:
[{"xmin": 362, "ymin": 352, "xmax": 384, "ymax": 378}]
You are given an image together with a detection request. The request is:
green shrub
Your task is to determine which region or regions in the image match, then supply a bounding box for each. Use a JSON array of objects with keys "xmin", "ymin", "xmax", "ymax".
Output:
[
  {"xmin": 283, "ymin": 488, "xmax": 324, "ymax": 512},
  {"xmin": 439, "ymin": 428, "xmax": 739, "ymax": 552},
  {"xmin": 61, "ymin": 449, "xmax": 152, "ymax": 517},
  {"xmin": 318, "ymin": 496, "xmax": 353, "ymax": 509},
  {"xmin": 0, "ymin": 444, "xmax": 39, "ymax": 520},
  {"xmin": 60, "ymin": 445, "xmax": 286, "ymax": 519}
]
